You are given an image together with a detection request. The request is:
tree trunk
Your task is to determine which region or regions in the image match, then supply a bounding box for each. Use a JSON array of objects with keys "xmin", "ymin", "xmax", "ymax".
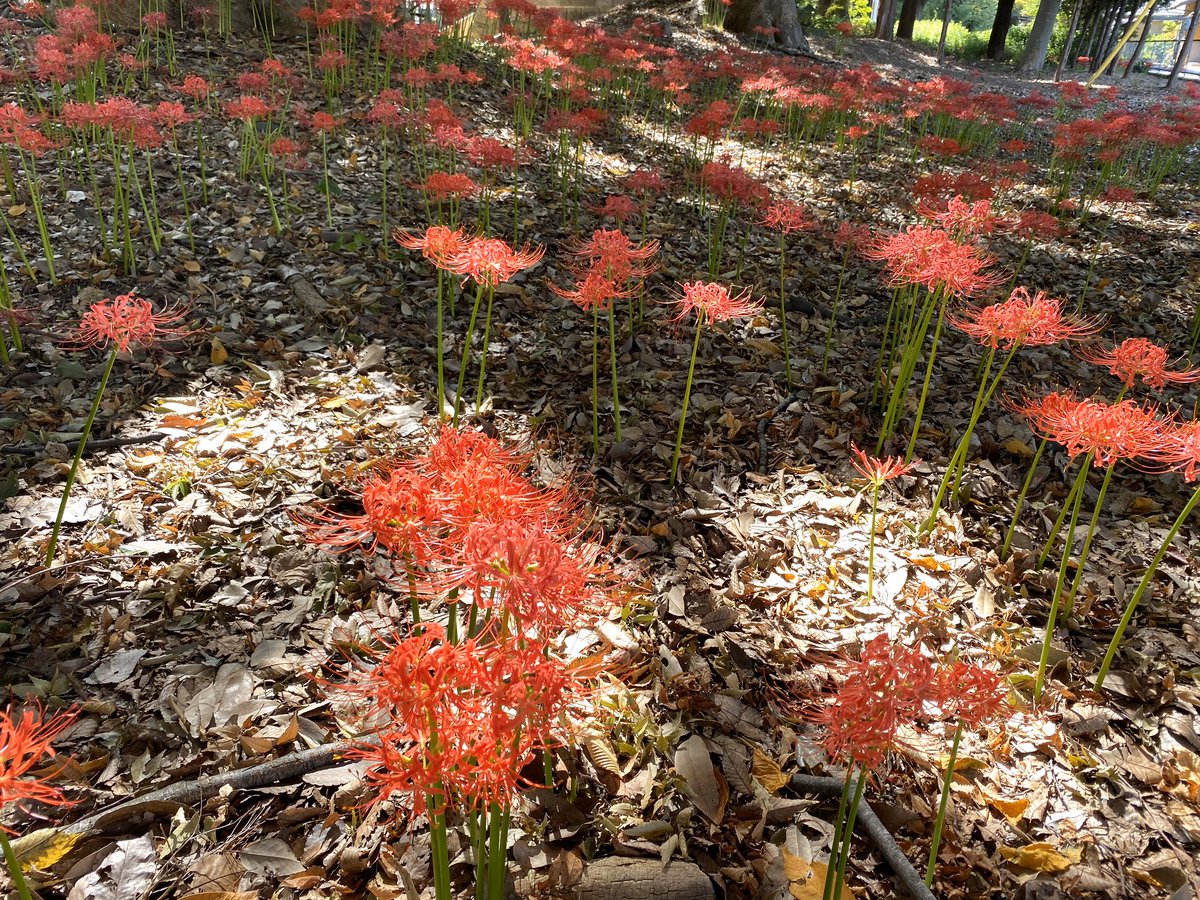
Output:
[
  {"xmin": 875, "ymin": 0, "xmax": 900, "ymax": 38},
  {"xmin": 896, "ymin": 0, "xmax": 923, "ymax": 40},
  {"xmin": 1166, "ymin": 0, "xmax": 1198, "ymax": 87},
  {"xmin": 725, "ymin": 0, "xmax": 811, "ymax": 49},
  {"xmin": 1122, "ymin": 0, "xmax": 1158, "ymax": 75},
  {"xmin": 937, "ymin": 0, "xmax": 954, "ymax": 59},
  {"xmin": 986, "ymin": 0, "xmax": 1017, "ymax": 58},
  {"xmin": 1018, "ymin": 0, "xmax": 1066, "ymax": 71},
  {"xmin": 1054, "ymin": 0, "xmax": 1084, "ymax": 78}
]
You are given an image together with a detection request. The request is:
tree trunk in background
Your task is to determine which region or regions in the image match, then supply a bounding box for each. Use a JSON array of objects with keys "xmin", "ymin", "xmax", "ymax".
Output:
[
  {"xmin": 936, "ymin": 0, "xmax": 954, "ymax": 59},
  {"xmin": 1122, "ymin": 0, "xmax": 1158, "ymax": 75},
  {"xmin": 986, "ymin": 0, "xmax": 1017, "ymax": 58},
  {"xmin": 876, "ymin": 0, "xmax": 899, "ymax": 38},
  {"xmin": 1166, "ymin": 0, "xmax": 1198, "ymax": 87},
  {"xmin": 1054, "ymin": 0, "xmax": 1084, "ymax": 78},
  {"xmin": 725, "ymin": 0, "xmax": 812, "ymax": 49},
  {"xmin": 896, "ymin": 0, "xmax": 922, "ymax": 40},
  {"xmin": 1018, "ymin": 0, "xmax": 1066, "ymax": 71}
]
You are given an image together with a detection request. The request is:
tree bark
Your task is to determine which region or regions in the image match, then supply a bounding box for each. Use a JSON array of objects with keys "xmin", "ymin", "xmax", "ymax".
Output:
[
  {"xmin": 1122, "ymin": 0, "xmax": 1158, "ymax": 75},
  {"xmin": 937, "ymin": 0, "xmax": 954, "ymax": 60},
  {"xmin": 896, "ymin": 0, "xmax": 923, "ymax": 40},
  {"xmin": 986, "ymin": 0, "xmax": 1017, "ymax": 59},
  {"xmin": 876, "ymin": 0, "xmax": 900, "ymax": 38},
  {"xmin": 1166, "ymin": 0, "xmax": 1198, "ymax": 88},
  {"xmin": 725, "ymin": 0, "xmax": 811, "ymax": 49},
  {"xmin": 1017, "ymin": 0, "xmax": 1066, "ymax": 71},
  {"xmin": 1054, "ymin": 0, "xmax": 1084, "ymax": 79}
]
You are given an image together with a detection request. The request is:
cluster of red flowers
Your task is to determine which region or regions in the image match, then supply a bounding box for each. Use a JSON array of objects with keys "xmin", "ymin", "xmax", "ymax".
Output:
[
  {"xmin": 306, "ymin": 428, "xmax": 610, "ymax": 821},
  {"xmin": 394, "ymin": 227, "xmax": 543, "ymax": 287},
  {"xmin": 815, "ymin": 636, "xmax": 1007, "ymax": 769},
  {"xmin": 0, "ymin": 704, "xmax": 75, "ymax": 813},
  {"xmin": 72, "ymin": 293, "xmax": 189, "ymax": 353},
  {"xmin": 949, "ymin": 287, "xmax": 1100, "ymax": 350},
  {"xmin": 866, "ymin": 226, "xmax": 999, "ymax": 298},
  {"xmin": 553, "ymin": 228, "xmax": 658, "ymax": 312},
  {"xmin": 1015, "ymin": 392, "xmax": 1165, "ymax": 468}
]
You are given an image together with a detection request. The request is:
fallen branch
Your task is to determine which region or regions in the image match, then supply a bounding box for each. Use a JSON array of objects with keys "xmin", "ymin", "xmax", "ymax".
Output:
[
  {"xmin": 789, "ymin": 773, "xmax": 935, "ymax": 900},
  {"xmin": 1, "ymin": 433, "xmax": 168, "ymax": 456}
]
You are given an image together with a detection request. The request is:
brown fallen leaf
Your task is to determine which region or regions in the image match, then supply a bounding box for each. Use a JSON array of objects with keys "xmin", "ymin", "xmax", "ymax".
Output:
[{"xmin": 752, "ymin": 747, "xmax": 790, "ymax": 795}]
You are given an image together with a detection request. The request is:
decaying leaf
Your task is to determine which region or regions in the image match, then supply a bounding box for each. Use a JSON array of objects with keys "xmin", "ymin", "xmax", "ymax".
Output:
[{"xmin": 999, "ymin": 842, "xmax": 1081, "ymax": 873}]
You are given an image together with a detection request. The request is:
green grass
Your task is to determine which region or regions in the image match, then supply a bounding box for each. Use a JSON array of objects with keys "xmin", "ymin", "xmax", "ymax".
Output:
[{"xmin": 910, "ymin": 18, "xmax": 988, "ymax": 59}]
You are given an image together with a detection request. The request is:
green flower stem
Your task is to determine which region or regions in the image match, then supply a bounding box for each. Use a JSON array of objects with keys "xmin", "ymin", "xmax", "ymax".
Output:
[
  {"xmin": 778, "ymin": 232, "xmax": 792, "ymax": 389},
  {"xmin": 607, "ymin": 300, "xmax": 622, "ymax": 442},
  {"xmin": 1096, "ymin": 482, "xmax": 1200, "ymax": 690},
  {"xmin": 925, "ymin": 720, "xmax": 963, "ymax": 887},
  {"xmin": 19, "ymin": 150, "xmax": 55, "ymax": 283},
  {"xmin": 322, "ymin": 132, "xmax": 333, "ymax": 227},
  {"xmin": 428, "ymin": 792, "xmax": 452, "ymax": 900},
  {"xmin": 1037, "ymin": 461, "xmax": 1087, "ymax": 569},
  {"xmin": 948, "ymin": 346, "xmax": 1018, "ymax": 498},
  {"xmin": 435, "ymin": 267, "xmax": 445, "ymax": 418},
  {"xmin": 486, "ymin": 801, "xmax": 509, "ymax": 899},
  {"xmin": 454, "ymin": 281, "xmax": 486, "ymax": 426},
  {"xmin": 670, "ymin": 315, "xmax": 706, "ymax": 487},
  {"xmin": 1000, "ymin": 436, "xmax": 1048, "ymax": 561},
  {"xmin": 46, "ymin": 348, "xmax": 117, "ymax": 567},
  {"xmin": 831, "ymin": 769, "xmax": 868, "ymax": 900},
  {"xmin": 866, "ymin": 482, "xmax": 880, "ymax": 602},
  {"xmin": 904, "ymin": 292, "xmax": 949, "ymax": 462},
  {"xmin": 823, "ymin": 248, "xmax": 851, "ymax": 376},
  {"xmin": 1062, "ymin": 463, "xmax": 1115, "ymax": 617},
  {"xmin": 0, "ymin": 829, "xmax": 33, "ymax": 900},
  {"xmin": 822, "ymin": 770, "xmax": 854, "ymax": 900},
  {"xmin": 474, "ymin": 285, "xmax": 496, "ymax": 411},
  {"xmin": 1035, "ymin": 461, "xmax": 1089, "ymax": 701}
]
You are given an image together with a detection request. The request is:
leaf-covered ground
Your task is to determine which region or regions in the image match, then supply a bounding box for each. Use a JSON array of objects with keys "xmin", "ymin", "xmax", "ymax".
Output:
[{"xmin": 2, "ymin": 4, "xmax": 1200, "ymax": 899}]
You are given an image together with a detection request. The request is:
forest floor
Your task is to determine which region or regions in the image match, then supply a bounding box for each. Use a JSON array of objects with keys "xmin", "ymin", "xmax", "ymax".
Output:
[{"xmin": 1, "ymin": 6, "xmax": 1200, "ymax": 900}]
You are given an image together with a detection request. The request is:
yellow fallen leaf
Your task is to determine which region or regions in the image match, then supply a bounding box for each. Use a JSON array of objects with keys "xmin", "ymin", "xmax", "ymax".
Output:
[
  {"xmin": 906, "ymin": 554, "xmax": 951, "ymax": 573},
  {"xmin": 184, "ymin": 260, "xmax": 202, "ymax": 273},
  {"xmin": 210, "ymin": 337, "xmax": 228, "ymax": 365},
  {"xmin": 999, "ymin": 842, "xmax": 1081, "ymax": 873},
  {"xmin": 752, "ymin": 748, "xmax": 789, "ymax": 794},
  {"xmin": 1002, "ymin": 437, "xmax": 1035, "ymax": 459},
  {"xmin": 981, "ymin": 790, "xmax": 1030, "ymax": 826},
  {"xmin": 13, "ymin": 828, "xmax": 79, "ymax": 870},
  {"xmin": 785, "ymin": 857, "xmax": 853, "ymax": 899},
  {"xmin": 8, "ymin": 203, "xmax": 26, "ymax": 217}
]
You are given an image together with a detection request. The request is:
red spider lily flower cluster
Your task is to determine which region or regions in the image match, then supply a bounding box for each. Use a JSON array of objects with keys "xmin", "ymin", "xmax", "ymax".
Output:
[
  {"xmin": 1153, "ymin": 421, "xmax": 1200, "ymax": 482},
  {"xmin": 762, "ymin": 198, "xmax": 816, "ymax": 234},
  {"xmin": 849, "ymin": 444, "xmax": 919, "ymax": 489},
  {"xmin": 673, "ymin": 281, "xmax": 763, "ymax": 324},
  {"xmin": 394, "ymin": 225, "xmax": 471, "ymax": 269},
  {"xmin": 949, "ymin": 287, "xmax": 1101, "ymax": 350},
  {"xmin": 344, "ymin": 625, "xmax": 583, "ymax": 819},
  {"xmin": 1008, "ymin": 209, "xmax": 1065, "ymax": 242},
  {"xmin": 865, "ymin": 226, "xmax": 1000, "ymax": 298},
  {"xmin": 71, "ymin": 293, "xmax": 190, "ymax": 354},
  {"xmin": 1077, "ymin": 337, "xmax": 1200, "ymax": 391},
  {"xmin": 814, "ymin": 637, "xmax": 1007, "ymax": 770},
  {"xmin": 418, "ymin": 171, "xmax": 479, "ymax": 201},
  {"xmin": 0, "ymin": 704, "xmax": 75, "ymax": 813},
  {"xmin": 553, "ymin": 228, "xmax": 658, "ymax": 312},
  {"xmin": 448, "ymin": 237, "xmax": 544, "ymax": 287},
  {"xmin": 1014, "ymin": 392, "xmax": 1167, "ymax": 468},
  {"xmin": 698, "ymin": 160, "xmax": 770, "ymax": 210},
  {"xmin": 917, "ymin": 195, "xmax": 997, "ymax": 238}
]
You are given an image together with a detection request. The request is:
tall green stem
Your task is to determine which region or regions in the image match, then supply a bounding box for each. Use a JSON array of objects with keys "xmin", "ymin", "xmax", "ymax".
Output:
[
  {"xmin": 607, "ymin": 300, "xmax": 622, "ymax": 441},
  {"xmin": 46, "ymin": 349, "xmax": 117, "ymax": 567},
  {"xmin": 1035, "ymin": 461, "xmax": 1089, "ymax": 701},
  {"xmin": 822, "ymin": 770, "xmax": 854, "ymax": 900},
  {"xmin": 670, "ymin": 316, "xmax": 706, "ymax": 487},
  {"xmin": 866, "ymin": 483, "xmax": 880, "ymax": 601},
  {"xmin": 831, "ymin": 771, "xmax": 867, "ymax": 900},
  {"xmin": 1000, "ymin": 437, "xmax": 1048, "ymax": 561},
  {"xmin": 1062, "ymin": 464, "xmax": 1115, "ymax": 617},
  {"xmin": 453, "ymin": 281, "xmax": 486, "ymax": 426},
  {"xmin": 1096, "ymin": 483, "xmax": 1200, "ymax": 690},
  {"xmin": 474, "ymin": 286, "xmax": 496, "ymax": 411},
  {"xmin": 0, "ymin": 829, "xmax": 33, "ymax": 900},
  {"xmin": 925, "ymin": 721, "xmax": 963, "ymax": 887},
  {"xmin": 590, "ymin": 305, "xmax": 599, "ymax": 454}
]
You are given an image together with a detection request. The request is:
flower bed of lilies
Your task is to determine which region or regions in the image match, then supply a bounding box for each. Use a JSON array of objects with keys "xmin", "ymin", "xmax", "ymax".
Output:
[{"xmin": 2, "ymin": 1, "xmax": 1200, "ymax": 898}]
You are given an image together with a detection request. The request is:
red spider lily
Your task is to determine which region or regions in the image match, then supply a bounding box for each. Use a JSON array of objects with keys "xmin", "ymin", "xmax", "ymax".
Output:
[
  {"xmin": 71, "ymin": 294, "xmax": 189, "ymax": 354},
  {"xmin": 932, "ymin": 662, "xmax": 1008, "ymax": 727},
  {"xmin": 949, "ymin": 287, "xmax": 1101, "ymax": 350},
  {"xmin": 568, "ymin": 229, "xmax": 658, "ymax": 283},
  {"xmin": 152, "ymin": 101, "xmax": 192, "ymax": 129},
  {"xmin": 393, "ymin": 225, "xmax": 471, "ymax": 270},
  {"xmin": 1077, "ymin": 337, "xmax": 1200, "ymax": 390},
  {"xmin": 1014, "ymin": 392, "xmax": 1166, "ymax": 468},
  {"xmin": 550, "ymin": 270, "xmax": 630, "ymax": 313},
  {"xmin": 346, "ymin": 627, "xmax": 583, "ymax": 819},
  {"xmin": 418, "ymin": 171, "xmax": 479, "ymax": 201},
  {"xmin": 0, "ymin": 704, "xmax": 76, "ymax": 812},
  {"xmin": 178, "ymin": 74, "xmax": 210, "ymax": 101},
  {"xmin": 597, "ymin": 194, "xmax": 637, "ymax": 225},
  {"xmin": 813, "ymin": 636, "xmax": 935, "ymax": 769},
  {"xmin": 141, "ymin": 11, "xmax": 168, "ymax": 29},
  {"xmin": 1008, "ymin": 209, "xmax": 1064, "ymax": 241},
  {"xmin": 236, "ymin": 72, "xmax": 272, "ymax": 95},
  {"xmin": 698, "ymin": 160, "xmax": 770, "ymax": 210},
  {"xmin": 865, "ymin": 226, "xmax": 1000, "ymax": 298},
  {"xmin": 622, "ymin": 169, "xmax": 666, "ymax": 197},
  {"xmin": 1152, "ymin": 420, "xmax": 1200, "ymax": 482},
  {"xmin": 269, "ymin": 136, "xmax": 308, "ymax": 166},
  {"xmin": 449, "ymin": 237, "xmax": 544, "ymax": 287},
  {"xmin": 309, "ymin": 111, "xmax": 344, "ymax": 132},
  {"xmin": 918, "ymin": 195, "xmax": 997, "ymax": 237},
  {"xmin": 849, "ymin": 443, "xmax": 919, "ymax": 488},
  {"xmin": 672, "ymin": 281, "xmax": 763, "ymax": 324},
  {"xmin": 225, "ymin": 95, "xmax": 275, "ymax": 121},
  {"xmin": 437, "ymin": 521, "xmax": 610, "ymax": 631},
  {"xmin": 762, "ymin": 199, "xmax": 815, "ymax": 234},
  {"xmin": 465, "ymin": 136, "xmax": 517, "ymax": 172},
  {"xmin": 834, "ymin": 221, "xmax": 872, "ymax": 251}
]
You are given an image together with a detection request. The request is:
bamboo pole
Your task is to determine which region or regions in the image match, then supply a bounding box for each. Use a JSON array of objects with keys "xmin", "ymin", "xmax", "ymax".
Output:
[{"xmin": 1086, "ymin": 0, "xmax": 1158, "ymax": 85}]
